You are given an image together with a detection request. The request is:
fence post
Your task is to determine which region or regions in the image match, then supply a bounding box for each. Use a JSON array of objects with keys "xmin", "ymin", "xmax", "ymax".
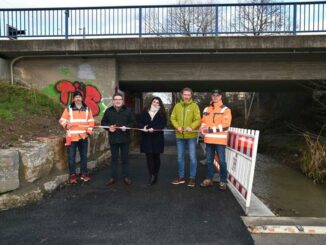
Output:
[
  {"xmin": 139, "ymin": 7, "xmax": 142, "ymax": 37},
  {"xmin": 65, "ymin": 9, "xmax": 69, "ymax": 39},
  {"xmin": 293, "ymin": 4, "xmax": 297, "ymax": 35},
  {"xmin": 215, "ymin": 5, "xmax": 219, "ymax": 36}
]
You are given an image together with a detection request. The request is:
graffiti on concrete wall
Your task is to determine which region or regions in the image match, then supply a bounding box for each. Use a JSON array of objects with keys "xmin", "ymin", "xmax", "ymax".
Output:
[{"xmin": 55, "ymin": 80, "xmax": 102, "ymax": 116}]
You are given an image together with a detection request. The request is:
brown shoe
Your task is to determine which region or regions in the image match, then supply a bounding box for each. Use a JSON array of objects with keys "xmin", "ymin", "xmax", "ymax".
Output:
[
  {"xmin": 171, "ymin": 177, "xmax": 185, "ymax": 185},
  {"xmin": 200, "ymin": 179, "xmax": 213, "ymax": 188},
  {"xmin": 187, "ymin": 178, "xmax": 196, "ymax": 188},
  {"xmin": 106, "ymin": 178, "xmax": 116, "ymax": 186},
  {"xmin": 123, "ymin": 177, "xmax": 131, "ymax": 185}
]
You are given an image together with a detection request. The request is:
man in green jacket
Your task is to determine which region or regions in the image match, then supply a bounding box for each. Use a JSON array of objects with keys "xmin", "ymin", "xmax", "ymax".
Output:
[{"xmin": 170, "ymin": 87, "xmax": 201, "ymax": 187}]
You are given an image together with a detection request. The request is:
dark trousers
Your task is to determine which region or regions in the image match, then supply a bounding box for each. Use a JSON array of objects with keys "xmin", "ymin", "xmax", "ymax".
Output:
[
  {"xmin": 145, "ymin": 153, "xmax": 161, "ymax": 176},
  {"xmin": 110, "ymin": 143, "xmax": 129, "ymax": 179},
  {"xmin": 68, "ymin": 138, "xmax": 88, "ymax": 175}
]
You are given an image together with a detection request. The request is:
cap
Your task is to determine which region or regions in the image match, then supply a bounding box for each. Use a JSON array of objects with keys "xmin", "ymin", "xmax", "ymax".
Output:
[
  {"xmin": 73, "ymin": 91, "xmax": 83, "ymax": 98},
  {"xmin": 211, "ymin": 89, "xmax": 223, "ymax": 95}
]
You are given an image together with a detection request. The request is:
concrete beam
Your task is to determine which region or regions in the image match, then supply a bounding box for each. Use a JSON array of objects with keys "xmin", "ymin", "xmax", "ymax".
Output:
[
  {"xmin": 1, "ymin": 36, "xmax": 326, "ymax": 57},
  {"xmin": 119, "ymin": 60, "xmax": 326, "ymax": 81},
  {"xmin": 118, "ymin": 53, "xmax": 326, "ymax": 92}
]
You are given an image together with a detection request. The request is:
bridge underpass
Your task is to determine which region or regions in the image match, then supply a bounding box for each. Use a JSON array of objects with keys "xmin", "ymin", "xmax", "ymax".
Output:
[{"xmin": 117, "ymin": 53, "xmax": 326, "ymax": 93}]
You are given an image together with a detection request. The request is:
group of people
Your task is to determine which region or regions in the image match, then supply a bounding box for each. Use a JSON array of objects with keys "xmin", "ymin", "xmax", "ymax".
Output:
[{"xmin": 59, "ymin": 87, "xmax": 232, "ymax": 190}]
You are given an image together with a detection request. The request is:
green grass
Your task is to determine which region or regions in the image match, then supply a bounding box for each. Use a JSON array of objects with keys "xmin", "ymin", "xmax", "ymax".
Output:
[{"xmin": 0, "ymin": 82, "xmax": 63, "ymax": 121}]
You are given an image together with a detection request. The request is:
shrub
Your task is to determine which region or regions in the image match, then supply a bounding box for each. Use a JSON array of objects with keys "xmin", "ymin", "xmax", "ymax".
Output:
[{"xmin": 301, "ymin": 132, "xmax": 326, "ymax": 184}]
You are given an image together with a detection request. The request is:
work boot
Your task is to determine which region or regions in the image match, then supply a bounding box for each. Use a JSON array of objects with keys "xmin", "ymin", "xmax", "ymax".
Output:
[
  {"xmin": 69, "ymin": 173, "xmax": 78, "ymax": 184},
  {"xmin": 171, "ymin": 176, "xmax": 185, "ymax": 185},
  {"xmin": 80, "ymin": 173, "xmax": 91, "ymax": 182},
  {"xmin": 219, "ymin": 182, "xmax": 227, "ymax": 191}
]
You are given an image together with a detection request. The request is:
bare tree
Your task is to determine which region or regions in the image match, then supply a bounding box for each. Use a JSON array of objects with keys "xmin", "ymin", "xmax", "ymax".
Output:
[
  {"xmin": 143, "ymin": 0, "xmax": 292, "ymax": 36},
  {"xmin": 143, "ymin": 0, "xmax": 217, "ymax": 36},
  {"xmin": 234, "ymin": 0, "xmax": 290, "ymax": 36}
]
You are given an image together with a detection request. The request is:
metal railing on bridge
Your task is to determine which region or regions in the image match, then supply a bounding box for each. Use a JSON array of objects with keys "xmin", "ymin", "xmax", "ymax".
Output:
[{"xmin": 0, "ymin": 1, "xmax": 325, "ymax": 39}]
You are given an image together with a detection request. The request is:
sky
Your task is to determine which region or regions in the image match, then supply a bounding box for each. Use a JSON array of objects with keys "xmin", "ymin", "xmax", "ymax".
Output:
[{"xmin": 0, "ymin": 0, "xmax": 318, "ymax": 9}]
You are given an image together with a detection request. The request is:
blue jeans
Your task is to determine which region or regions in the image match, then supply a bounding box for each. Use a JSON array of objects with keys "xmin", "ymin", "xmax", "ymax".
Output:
[
  {"xmin": 68, "ymin": 138, "xmax": 88, "ymax": 175},
  {"xmin": 110, "ymin": 143, "xmax": 130, "ymax": 179},
  {"xmin": 206, "ymin": 144, "xmax": 228, "ymax": 182},
  {"xmin": 176, "ymin": 138, "xmax": 197, "ymax": 178}
]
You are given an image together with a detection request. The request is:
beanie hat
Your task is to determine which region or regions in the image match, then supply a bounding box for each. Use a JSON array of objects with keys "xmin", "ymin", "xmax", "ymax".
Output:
[
  {"xmin": 73, "ymin": 91, "xmax": 83, "ymax": 98},
  {"xmin": 211, "ymin": 89, "xmax": 223, "ymax": 95}
]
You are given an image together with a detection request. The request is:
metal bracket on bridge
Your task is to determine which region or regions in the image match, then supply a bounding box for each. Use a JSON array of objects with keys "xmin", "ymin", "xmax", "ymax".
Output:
[{"xmin": 7, "ymin": 25, "xmax": 26, "ymax": 40}]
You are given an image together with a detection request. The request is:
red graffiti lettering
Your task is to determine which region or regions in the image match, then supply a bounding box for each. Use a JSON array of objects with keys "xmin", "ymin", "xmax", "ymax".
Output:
[
  {"xmin": 85, "ymin": 85, "xmax": 101, "ymax": 116},
  {"xmin": 55, "ymin": 80, "xmax": 102, "ymax": 116},
  {"xmin": 55, "ymin": 80, "xmax": 75, "ymax": 105}
]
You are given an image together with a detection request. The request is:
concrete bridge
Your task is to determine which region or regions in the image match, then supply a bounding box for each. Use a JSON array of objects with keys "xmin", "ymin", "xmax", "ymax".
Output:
[{"xmin": 0, "ymin": 35, "xmax": 326, "ymax": 94}]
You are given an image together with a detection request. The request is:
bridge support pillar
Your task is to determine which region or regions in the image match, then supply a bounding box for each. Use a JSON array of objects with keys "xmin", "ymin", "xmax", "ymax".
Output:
[{"xmin": 0, "ymin": 57, "xmax": 10, "ymax": 82}]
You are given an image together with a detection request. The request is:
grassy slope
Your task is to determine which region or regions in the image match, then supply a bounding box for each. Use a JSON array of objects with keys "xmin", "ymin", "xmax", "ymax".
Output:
[
  {"xmin": 0, "ymin": 82, "xmax": 64, "ymax": 146},
  {"xmin": 0, "ymin": 82, "xmax": 62, "ymax": 121}
]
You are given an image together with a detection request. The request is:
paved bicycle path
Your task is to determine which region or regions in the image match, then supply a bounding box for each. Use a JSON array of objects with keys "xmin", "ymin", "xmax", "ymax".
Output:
[{"xmin": 0, "ymin": 136, "xmax": 253, "ymax": 245}]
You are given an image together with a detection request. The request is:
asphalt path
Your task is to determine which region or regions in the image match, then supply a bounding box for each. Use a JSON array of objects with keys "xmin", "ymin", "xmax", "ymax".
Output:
[{"xmin": 0, "ymin": 134, "xmax": 253, "ymax": 245}]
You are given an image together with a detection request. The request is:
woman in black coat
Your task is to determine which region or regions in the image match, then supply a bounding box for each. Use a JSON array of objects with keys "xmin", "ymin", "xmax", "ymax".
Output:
[{"xmin": 139, "ymin": 97, "xmax": 167, "ymax": 186}]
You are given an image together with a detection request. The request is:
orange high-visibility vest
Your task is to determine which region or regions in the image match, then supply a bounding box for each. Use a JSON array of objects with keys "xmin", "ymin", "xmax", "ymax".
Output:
[
  {"xmin": 59, "ymin": 103, "xmax": 95, "ymax": 142},
  {"xmin": 201, "ymin": 101, "xmax": 232, "ymax": 145}
]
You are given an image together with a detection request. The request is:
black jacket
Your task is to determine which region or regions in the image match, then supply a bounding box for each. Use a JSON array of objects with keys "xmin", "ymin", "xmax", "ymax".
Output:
[
  {"xmin": 101, "ymin": 105, "xmax": 135, "ymax": 144},
  {"xmin": 139, "ymin": 110, "xmax": 167, "ymax": 153}
]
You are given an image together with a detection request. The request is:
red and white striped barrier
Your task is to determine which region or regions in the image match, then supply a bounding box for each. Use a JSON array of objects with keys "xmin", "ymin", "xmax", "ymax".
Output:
[{"xmin": 226, "ymin": 127, "xmax": 260, "ymax": 215}]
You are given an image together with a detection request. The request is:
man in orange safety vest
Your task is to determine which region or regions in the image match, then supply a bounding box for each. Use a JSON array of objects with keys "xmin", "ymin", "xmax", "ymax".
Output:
[
  {"xmin": 199, "ymin": 89, "xmax": 232, "ymax": 190},
  {"xmin": 59, "ymin": 91, "xmax": 95, "ymax": 184}
]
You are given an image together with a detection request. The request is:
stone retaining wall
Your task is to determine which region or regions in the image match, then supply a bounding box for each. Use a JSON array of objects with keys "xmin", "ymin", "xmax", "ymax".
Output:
[{"xmin": 0, "ymin": 129, "xmax": 110, "ymax": 211}]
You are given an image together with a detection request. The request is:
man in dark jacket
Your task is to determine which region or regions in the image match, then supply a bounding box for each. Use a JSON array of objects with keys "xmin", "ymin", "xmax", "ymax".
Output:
[{"xmin": 101, "ymin": 93, "xmax": 135, "ymax": 186}]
